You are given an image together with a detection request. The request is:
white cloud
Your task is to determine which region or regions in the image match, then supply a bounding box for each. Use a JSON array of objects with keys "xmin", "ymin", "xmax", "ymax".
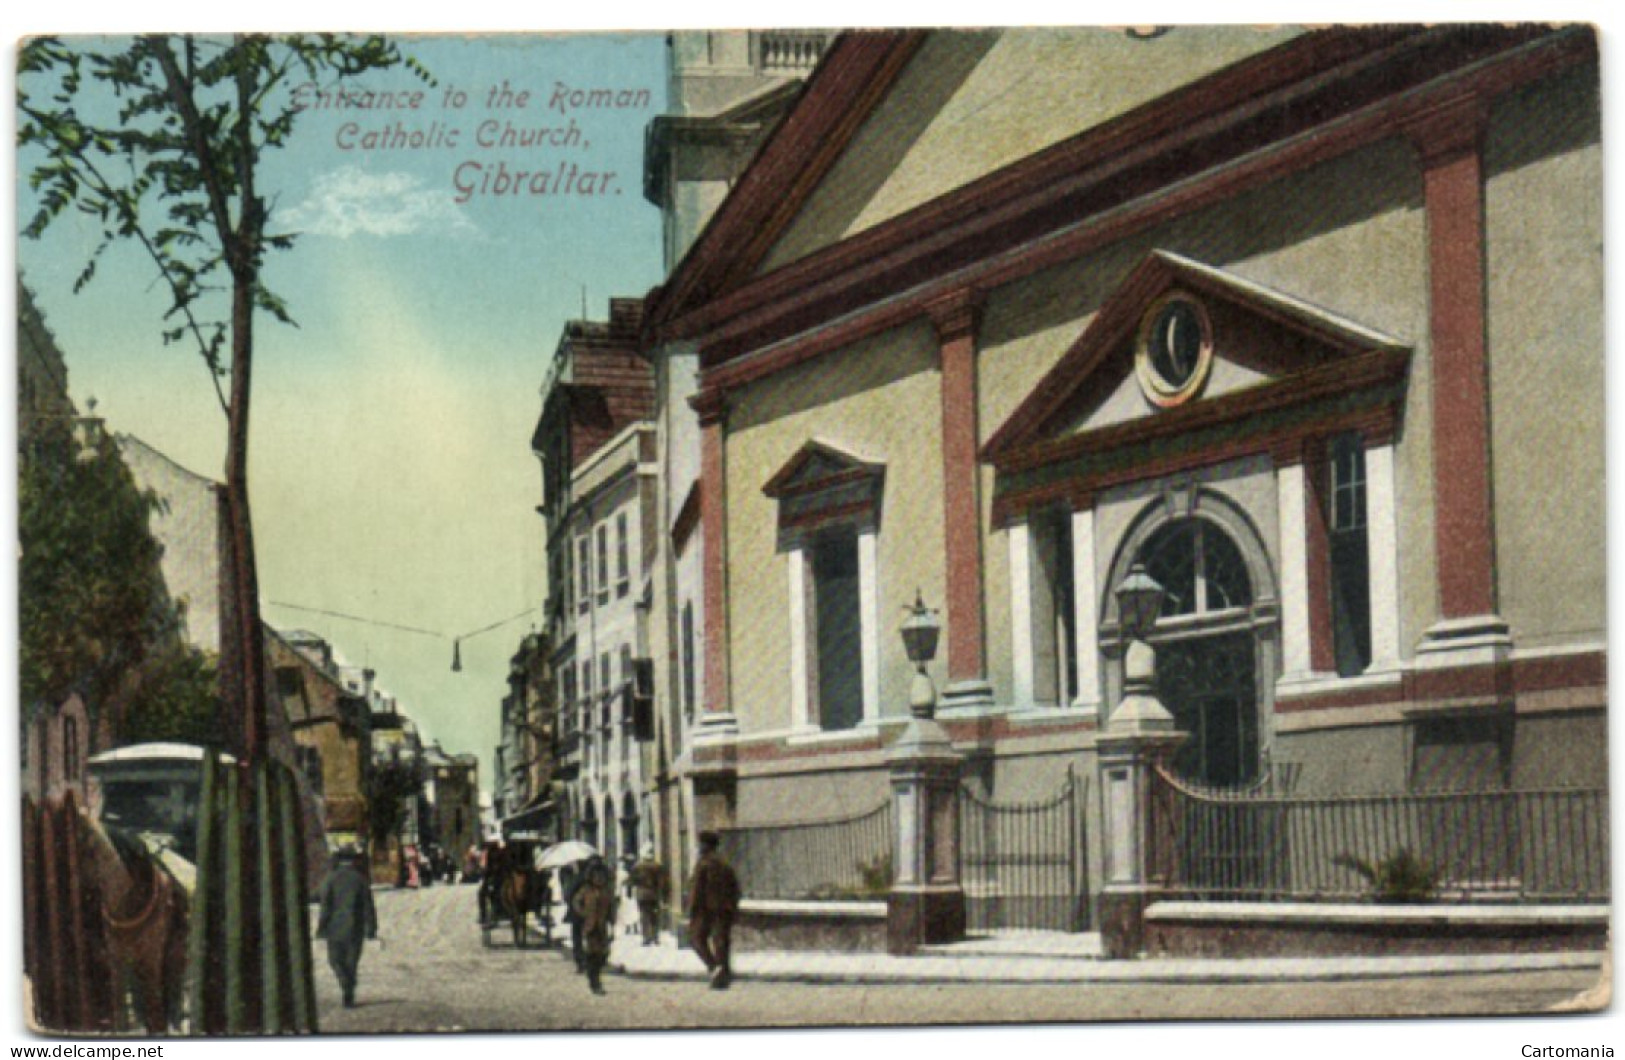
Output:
[{"xmin": 279, "ymin": 166, "xmax": 480, "ymax": 239}]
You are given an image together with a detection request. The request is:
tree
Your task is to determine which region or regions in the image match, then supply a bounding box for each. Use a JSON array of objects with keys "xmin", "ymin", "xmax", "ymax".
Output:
[
  {"xmin": 20, "ymin": 35, "xmax": 429, "ymax": 1033},
  {"xmin": 19, "ymin": 33, "xmax": 428, "ymax": 761},
  {"xmin": 367, "ymin": 754, "xmax": 425, "ymax": 868},
  {"xmin": 19, "ymin": 417, "xmax": 168, "ymax": 715},
  {"xmin": 18, "ymin": 413, "xmax": 216, "ymax": 745}
]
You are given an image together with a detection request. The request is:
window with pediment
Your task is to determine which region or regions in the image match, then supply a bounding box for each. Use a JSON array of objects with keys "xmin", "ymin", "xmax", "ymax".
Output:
[{"xmin": 763, "ymin": 442, "xmax": 884, "ymax": 733}]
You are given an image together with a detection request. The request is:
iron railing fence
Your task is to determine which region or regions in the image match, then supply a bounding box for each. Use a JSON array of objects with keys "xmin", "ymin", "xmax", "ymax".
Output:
[
  {"xmin": 1149, "ymin": 765, "xmax": 1610, "ymax": 902},
  {"xmin": 960, "ymin": 768, "xmax": 1089, "ymax": 933},
  {"xmin": 717, "ymin": 800, "xmax": 892, "ymax": 901}
]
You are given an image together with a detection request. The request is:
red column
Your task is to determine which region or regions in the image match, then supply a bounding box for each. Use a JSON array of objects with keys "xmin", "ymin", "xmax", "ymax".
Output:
[
  {"xmin": 929, "ymin": 289, "xmax": 987, "ymax": 689},
  {"xmin": 1301, "ymin": 437, "xmax": 1337, "ymax": 674},
  {"xmin": 694, "ymin": 390, "xmax": 731, "ymax": 718},
  {"xmin": 1409, "ymin": 96, "xmax": 1499, "ymax": 621}
]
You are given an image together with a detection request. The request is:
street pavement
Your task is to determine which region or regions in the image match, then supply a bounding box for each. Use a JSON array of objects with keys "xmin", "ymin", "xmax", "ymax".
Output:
[{"xmin": 309, "ymin": 882, "xmax": 1606, "ymax": 1034}]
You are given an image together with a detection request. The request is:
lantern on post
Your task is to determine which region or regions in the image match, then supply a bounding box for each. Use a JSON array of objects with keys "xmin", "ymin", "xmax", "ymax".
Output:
[
  {"xmin": 1110, "ymin": 562, "xmax": 1175, "ymax": 733},
  {"xmin": 1114, "ymin": 562, "xmax": 1165, "ymax": 638},
  {"xmin": 885, "ymin": 589, "xmax": 964, "ymax": 953},
  {"xmin": 899, "ymin": 589, "xmax": 942, "ymax": 719}
]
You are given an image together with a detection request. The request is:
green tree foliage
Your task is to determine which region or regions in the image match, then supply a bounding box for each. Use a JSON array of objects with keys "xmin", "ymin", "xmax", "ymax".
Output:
[
  {"xmin": 120, "ymin": 638, "xmax": 221, "ymax": 747},
  {"xmin": 19, "ymin": 34, "xmax": 428, "ymax": 759},
  {"xmin": 367, "ymin": 755, "xmax": 425, "ymax": 856},
  {"xmin": 18, "ymin": 417, "xmax": 218, "ymax": 745}
]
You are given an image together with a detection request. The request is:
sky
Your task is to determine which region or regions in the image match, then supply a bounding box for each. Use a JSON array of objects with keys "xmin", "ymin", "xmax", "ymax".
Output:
[{"xmin": 16, "ymin": 34, "xmax": 668, "ymax": 789}]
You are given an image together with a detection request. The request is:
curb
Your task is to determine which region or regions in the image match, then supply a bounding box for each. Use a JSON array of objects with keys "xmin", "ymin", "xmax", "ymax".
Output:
[{"xmin": 608, "ymin": 949, "xmax": 1605, "ymax": 987}]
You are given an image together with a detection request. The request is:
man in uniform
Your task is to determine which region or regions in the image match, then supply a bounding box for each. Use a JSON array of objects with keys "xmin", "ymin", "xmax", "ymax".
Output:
[
  {"xmin": 569, "ymin": 856, "xmax": 616, "ymax": 996},
  {"xmin": 316, "ymin": 845, "xmax": 378, "ymax": 1008},
  {"xmin": 685, "ymin": 831, "xmax": 741, "ymax": 989},
  {"xmin": 629, "ymin": 845, "xmax": 665, "ymax": 946}
]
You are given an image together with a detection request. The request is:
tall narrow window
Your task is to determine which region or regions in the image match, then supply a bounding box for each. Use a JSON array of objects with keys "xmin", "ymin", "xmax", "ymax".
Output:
[
  {"xmin": 596, "ymin": 524, "xmax": 610, "ymax": 605},
  {"xmin": 600, "ymin": 653, "xmax": 613, "ymax": 728},
  {"xmin": 580, "ymin": 661, "xmax": 593, "ymax": 738},
  {"xmin": 1328, "ymin": 434, "xmax": 1371, "ymax": 677},
  {"xmin": 680, "ymin": 601, "xmax": 696, "ymax": 721},
  {"xmin": 577, "ymin": 536, "xmax": 591, "ymax": 614},
  {"xmin": 560, "ymin": 669, "xmax": 576, "ymax": 738},
  {"xmin": 813, "ymin": 530, "xmax": 863, "ymax": 731},
  {"xmin": 619, "ymin": 644, "xmax": 634, "ymax": 729},
  {"xmin": 564, "ymin": 551, "xmax": 574, "ymax": 616},
  {"xmin": 615, "ymin": 512, "xmax": 630, "ymax": 598},
  {"xmin": 1028, "ymin": 510, "xmax": 1077, "ymax": 706}
]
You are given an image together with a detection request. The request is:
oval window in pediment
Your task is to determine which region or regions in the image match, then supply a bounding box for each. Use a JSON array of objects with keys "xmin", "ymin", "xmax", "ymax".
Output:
[{"xmin": 1136, "ymin": 293, "xmax": 1213, "ymax": 408}]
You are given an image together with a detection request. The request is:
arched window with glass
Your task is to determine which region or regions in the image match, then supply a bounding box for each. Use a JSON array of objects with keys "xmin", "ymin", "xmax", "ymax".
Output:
[{"xmin": 1134, "ymin": 516, "xmax": 1259, "ymax": 787}]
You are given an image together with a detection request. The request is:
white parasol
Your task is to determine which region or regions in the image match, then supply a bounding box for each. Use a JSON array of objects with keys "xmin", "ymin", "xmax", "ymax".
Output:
[{"xmin": 537, "ymin": 840, "xmax": 600, "ymax": 870}]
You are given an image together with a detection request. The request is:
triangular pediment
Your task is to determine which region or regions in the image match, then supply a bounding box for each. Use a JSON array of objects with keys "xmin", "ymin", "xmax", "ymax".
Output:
[
  {"xmin": 983, "ymin": 251, "xmax": 1410, "ymax": 469},
  {"xmin": 763, "ymin": 439, "xmax": 884, "ymax": 498}
]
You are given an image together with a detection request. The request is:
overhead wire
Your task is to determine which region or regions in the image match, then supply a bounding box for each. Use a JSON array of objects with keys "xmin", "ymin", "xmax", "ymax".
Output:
[{"xmin": 264, "ymin": 600, "xmax": 537, "ymax": 642}]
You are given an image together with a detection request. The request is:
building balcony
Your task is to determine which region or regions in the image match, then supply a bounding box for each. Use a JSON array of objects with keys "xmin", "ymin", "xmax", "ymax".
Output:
[{"xmin": 756, "ymin": 31, "xmax": 833, "ymax": 72}]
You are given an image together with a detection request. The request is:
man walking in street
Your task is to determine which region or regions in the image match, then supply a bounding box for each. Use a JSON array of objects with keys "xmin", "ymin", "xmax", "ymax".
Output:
[
  {"xmin": 685, "ymin": 831, "xmax": 741, "ymax": 989},
  {"xmin": 316, "ymin": 845, "xmax": 378, "ymax": 1009},
  {"xmin": 570, "ymin": 856, "xmax": 616, "ymax": 996},
  {"xmin": 561, "ymin": 863, "xmax": 587, "ymax": 973},
  {"xmin": 629, "ymin": 845, "xmax": 665, "ymax": 946}
]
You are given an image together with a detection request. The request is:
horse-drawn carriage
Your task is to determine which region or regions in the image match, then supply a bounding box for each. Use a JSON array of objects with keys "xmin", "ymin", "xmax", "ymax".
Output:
[{"xmin": 478, "ymin": 832, "xmax": 555, "ymax": 949}]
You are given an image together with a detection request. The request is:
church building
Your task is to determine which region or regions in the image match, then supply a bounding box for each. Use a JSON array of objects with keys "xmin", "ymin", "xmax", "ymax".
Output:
[{"xmin": 637, "ymin": 25, "xmax": 1604, "ymax": 923}]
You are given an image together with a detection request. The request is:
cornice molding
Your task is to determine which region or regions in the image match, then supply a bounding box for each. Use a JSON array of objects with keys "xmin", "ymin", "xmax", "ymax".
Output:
[
  {"xmin": 662, "ymin": 26, "xmax": 1590, "ymax": 390},
  {"xmin": 646, "ymin": 30, "xmax": 928, "ymax": 326}
]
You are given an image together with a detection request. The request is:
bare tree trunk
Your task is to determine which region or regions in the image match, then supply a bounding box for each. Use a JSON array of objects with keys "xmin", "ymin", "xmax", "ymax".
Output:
[{"xmin": 226, "ymin": 271, "xmax": 266, "ymax": 762}]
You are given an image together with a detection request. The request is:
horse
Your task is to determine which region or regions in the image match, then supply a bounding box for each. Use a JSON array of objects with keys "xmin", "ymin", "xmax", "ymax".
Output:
[
  {"xmin": 75, "ymin": 815, "xmax": 190, "ymax": 1034},
  {"xmin": 481, "ymin": 847, "xmax": 553, "ymax": 949}
]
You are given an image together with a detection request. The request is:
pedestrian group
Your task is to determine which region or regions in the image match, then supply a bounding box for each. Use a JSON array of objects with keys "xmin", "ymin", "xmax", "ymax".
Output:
[{"xmin": 316, "ymin": 831, "xmax": 743, "ymax": 1007}]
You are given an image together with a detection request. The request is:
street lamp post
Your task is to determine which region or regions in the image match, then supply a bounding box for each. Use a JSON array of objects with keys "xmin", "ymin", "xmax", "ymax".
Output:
[
  {"xmin": 1097, "ymin": 562, "xmax": 1187, "ymax": 958},
  {"xmin": 900, "ymin": 590, "xmax": 942, "ymax": 718},
  {"xmin": 886, "ymin": 590, "xmax": 966, "ymax": 954},
  {"xmin": 1110, "ymin": 563, "xmax": 1177, "ymax": 733}
]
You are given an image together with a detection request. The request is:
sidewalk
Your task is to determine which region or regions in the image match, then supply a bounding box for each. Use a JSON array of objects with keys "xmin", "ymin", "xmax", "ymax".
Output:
[{"xmin": 607, "ymin": 931, "xmax": 1605, "ymax": 986}]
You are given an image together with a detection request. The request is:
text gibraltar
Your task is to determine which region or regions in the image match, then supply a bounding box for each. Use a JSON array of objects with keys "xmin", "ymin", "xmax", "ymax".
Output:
[{"xmin": 452, "ymin": 160, "xmax": 618, "ymax": 201}]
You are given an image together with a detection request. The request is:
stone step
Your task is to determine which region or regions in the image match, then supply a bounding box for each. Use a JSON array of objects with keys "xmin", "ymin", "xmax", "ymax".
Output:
[{"xmin": 917, "ymin": 932, "xmax": 1106, "ymax": 960}]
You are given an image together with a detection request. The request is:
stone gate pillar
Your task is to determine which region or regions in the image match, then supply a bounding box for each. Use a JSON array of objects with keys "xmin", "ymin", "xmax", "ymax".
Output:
[
  {"xmin": 886, "ymin": 715, "xmax": 965, "ymax": 954},
  {"xmin": 1096, "ymin": 636, "xmax": 1185, "ymax": 959},
  {"xmin": 887, "ymin": 595, "xmax": 966, "ymax": 955}
]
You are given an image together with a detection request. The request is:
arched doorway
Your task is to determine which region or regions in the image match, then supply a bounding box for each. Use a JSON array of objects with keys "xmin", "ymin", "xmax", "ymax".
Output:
[{"xmin": 1104, "ymin": 491, "xmax": 1279, "ymax": 787}]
